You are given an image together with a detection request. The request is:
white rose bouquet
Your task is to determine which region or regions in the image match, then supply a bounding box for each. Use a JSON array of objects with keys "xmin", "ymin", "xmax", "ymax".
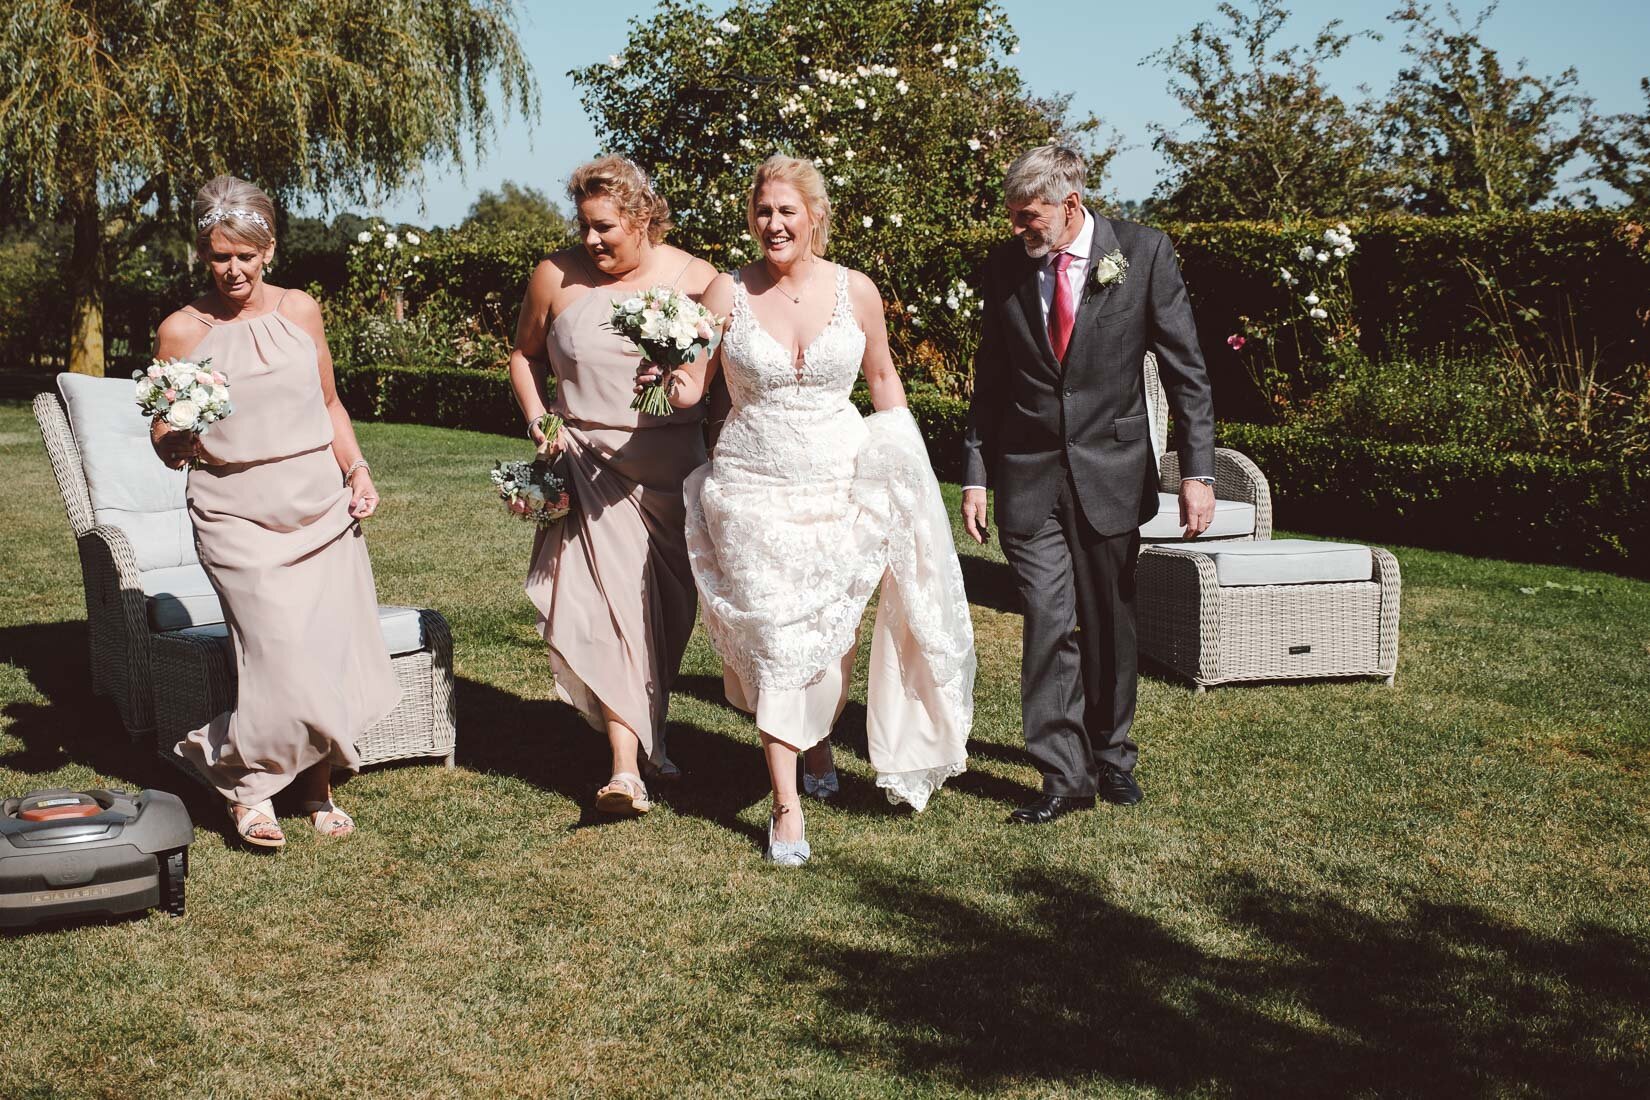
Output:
[
  {"xmin": 133, "ymin": 357, "xmax": 232, "ymax": 468},
  {"xmin": 607, "ymin": 286, "xmax": 723, "ymax": 416}
]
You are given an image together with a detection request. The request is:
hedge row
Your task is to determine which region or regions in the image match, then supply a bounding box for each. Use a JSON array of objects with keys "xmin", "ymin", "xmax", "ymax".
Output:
[
  {"xmin": 336, "ymin": 363, "xmax": 1643, "ymax": 573},
  {"xmin": 336, "ymin": 363, "xmax": 974, "ymax": 478},
  {"xmin": 1218, "ymin": 423, "xmax": 1648, "ymax": 574},
  {"xmin": 336, "ymin": 364, "xmax": 526, "ymax": 438},
  {"xmin": 1169, "ymin": 211, "xmax": 1650, "ymax": 420}
]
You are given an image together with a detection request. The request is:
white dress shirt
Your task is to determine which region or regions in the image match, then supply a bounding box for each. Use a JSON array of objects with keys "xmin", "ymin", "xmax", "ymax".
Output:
[{"xmin": 1035, "ymin": 207, "xmax": 1093, "ymax": 324}]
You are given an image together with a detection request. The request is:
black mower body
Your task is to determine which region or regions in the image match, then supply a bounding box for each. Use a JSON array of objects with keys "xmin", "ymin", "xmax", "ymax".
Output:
[{"xmin": 0, "ymin": 788, "xmax": 193, "ymax": 927}]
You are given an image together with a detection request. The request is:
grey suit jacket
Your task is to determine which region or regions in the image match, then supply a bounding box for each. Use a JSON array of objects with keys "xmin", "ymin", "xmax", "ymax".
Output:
[{"xmin": 962, "ymin": 210, "xmax": 1215, "ymax": 536}]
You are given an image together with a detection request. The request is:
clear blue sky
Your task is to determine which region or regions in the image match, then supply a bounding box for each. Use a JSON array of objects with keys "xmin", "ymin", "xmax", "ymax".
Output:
[{"xmin": 351, "ymin": 0, "xmax": 1649, "ymax": 226}]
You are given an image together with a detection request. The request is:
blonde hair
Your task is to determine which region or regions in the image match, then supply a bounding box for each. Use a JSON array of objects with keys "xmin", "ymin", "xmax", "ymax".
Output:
[
  {"xmin": 567, "ymin": 155, "xmax": 672, "ymax": 243},
  {"xmin": 192, "ymin": 175, "xmax": 277, "ymax": 254},
  {"xmin": 747, "ymin": 155, "xmax": 831, "ymax": 257}
]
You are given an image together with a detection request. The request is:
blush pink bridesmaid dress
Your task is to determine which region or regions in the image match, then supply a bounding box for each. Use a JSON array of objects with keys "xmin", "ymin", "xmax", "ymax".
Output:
[{"xmin": 172, "ymin": 293, "xmax": 400, "ymax": 806}]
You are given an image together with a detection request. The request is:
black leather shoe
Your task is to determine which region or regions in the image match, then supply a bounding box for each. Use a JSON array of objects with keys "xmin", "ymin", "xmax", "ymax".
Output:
[
  {"xmin": 1009, "ymin": 794, "xmax": 1095, "ymax": 825},
  {"xmin": 1097, "ymin": 764, "xmax": 1143, "ymax": 805}
]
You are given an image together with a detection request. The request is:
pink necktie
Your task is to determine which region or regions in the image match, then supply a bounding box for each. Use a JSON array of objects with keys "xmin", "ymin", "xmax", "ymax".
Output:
[{"xmin": 1048, "ymin": 251, "xmax": 1075, "ymax": 363}]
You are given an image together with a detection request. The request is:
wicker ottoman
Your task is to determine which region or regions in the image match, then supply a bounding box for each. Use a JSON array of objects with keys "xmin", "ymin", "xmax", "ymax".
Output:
[
  {"xmin": 150, "ymin": 606, "xmax": 457, "ymax": 776},
  {"xmin": 1137, "ymin": 540, "xmax": 1400, "ymax": 691}
]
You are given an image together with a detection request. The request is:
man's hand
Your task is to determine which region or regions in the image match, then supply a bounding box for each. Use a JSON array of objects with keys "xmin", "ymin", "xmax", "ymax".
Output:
[
  {"xmin": 1179, "ymin": 479, "xmax": 1215, "ymax": 538},
  {"xmin": 962, "ymin": 487, "xmax": 991, "ymax": 544}
]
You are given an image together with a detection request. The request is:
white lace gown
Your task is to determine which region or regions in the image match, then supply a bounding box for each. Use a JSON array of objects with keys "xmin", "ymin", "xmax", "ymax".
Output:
[{"xmin": 683, "ymin": 266, "xmax": 975, "ymax": 810}]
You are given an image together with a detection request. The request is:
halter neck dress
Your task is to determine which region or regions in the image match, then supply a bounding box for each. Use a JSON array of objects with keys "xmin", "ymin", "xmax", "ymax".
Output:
[
  {"xmin": 525, "ymin": 273, "xmax": 707, "ymax": 762},
  {"xmin": 172, "ymin": 293, "xmax": 399, "ymax": 805}
]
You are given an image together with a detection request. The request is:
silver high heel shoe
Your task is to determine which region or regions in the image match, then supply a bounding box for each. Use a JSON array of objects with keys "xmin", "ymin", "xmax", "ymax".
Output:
[
  {"xmin": 798, "ymin": 759, "xmax": 840, "ymax": 802},
  {"xmin": 764, "ymin": 804, "xmax": 810, "ymax": 867}
]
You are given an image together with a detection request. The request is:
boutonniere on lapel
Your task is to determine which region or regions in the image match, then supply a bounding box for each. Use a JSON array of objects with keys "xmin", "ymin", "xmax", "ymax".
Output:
[{"xmin": 1087, "ymin": 249, "xmax": 1128, "ymax": 299}]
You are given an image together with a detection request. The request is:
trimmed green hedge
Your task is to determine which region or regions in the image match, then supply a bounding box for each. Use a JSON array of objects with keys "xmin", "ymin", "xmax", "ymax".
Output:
[
  {"xmin": 336, "ymin": 364, "xmax": 526, "ymax": 438},
  {"xmin": 1166, "ymin": 211, "xmax": 1650, "ymax": 420},
  {"xmin": 338, "ymin": 363, "xmax": 973, "ymax": 478},
  {"xmin": 1219, "ymin": 423, "xmax": 1648, "ymax": 574},
  {"xmin": 336, "ymin": 364, "xmax": 1644, "ymax": 572}
]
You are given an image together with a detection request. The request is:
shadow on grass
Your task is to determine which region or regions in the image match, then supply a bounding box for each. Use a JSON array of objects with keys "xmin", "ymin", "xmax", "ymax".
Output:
[
  {"xmin": 0, "ymin": 621, "xmax": 315, "ymax": 834},
  {"xmin": 453, "ymin": 674, "xmax": 773, "ymax": 846},
  {"xmin": 761, "ymin": 863, "xmax": 1650, "ymax": 1096},
  {"xmin": 0, "ymin": 621, "xmax": 173, "ymax": 789},
  {"xmin": 959, "ymin": 553, "xmax": 1019, "ymax": 614}
]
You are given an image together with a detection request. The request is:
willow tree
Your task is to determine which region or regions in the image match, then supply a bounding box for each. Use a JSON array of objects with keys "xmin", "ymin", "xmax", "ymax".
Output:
[{"xmin": 0, "ymin": 0, "xmax": 535, "ymax": 375}]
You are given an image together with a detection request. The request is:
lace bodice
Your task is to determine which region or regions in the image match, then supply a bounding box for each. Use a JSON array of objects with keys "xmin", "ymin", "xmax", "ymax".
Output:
[
  {"xmin": 714, "ymin": 265, "xmax": 867, "ymax": 487},
  {"xmin": 722, "ymin": 265, "xmax": 866, "ymax": 413}
]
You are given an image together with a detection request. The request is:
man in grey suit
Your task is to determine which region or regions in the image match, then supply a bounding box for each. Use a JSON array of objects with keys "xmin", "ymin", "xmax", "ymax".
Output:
[{"xmin": 962, "ymin": 144, "xmax": 1216, "ymax": 823}]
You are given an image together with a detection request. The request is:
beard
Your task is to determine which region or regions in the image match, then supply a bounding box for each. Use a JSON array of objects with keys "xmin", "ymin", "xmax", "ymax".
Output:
[{"xmin": 1020, "ymin": 206, "xmax": 1069, "ymax": 259}]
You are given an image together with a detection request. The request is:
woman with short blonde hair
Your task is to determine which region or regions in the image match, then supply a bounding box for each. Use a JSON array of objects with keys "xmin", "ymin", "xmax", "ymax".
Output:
[{"xmin": 155, "ymin": 175, "xmax": 397, "ymax": 848}]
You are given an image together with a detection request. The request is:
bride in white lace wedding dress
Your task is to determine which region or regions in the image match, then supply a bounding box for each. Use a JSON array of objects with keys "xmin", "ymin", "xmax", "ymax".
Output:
[{"xmin": 640, "ymin": 156, "xmax": 974, "ymax": 864}]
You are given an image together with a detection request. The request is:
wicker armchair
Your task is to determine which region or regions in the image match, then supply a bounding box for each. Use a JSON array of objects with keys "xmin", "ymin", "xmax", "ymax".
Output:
[
  {"xmin": 1142, "ymin": 352, "xmax": 1272, "ymax": 543},
  {"xmin": 32, "ymin": 377, "xmax": 455, "ymax": 768}
]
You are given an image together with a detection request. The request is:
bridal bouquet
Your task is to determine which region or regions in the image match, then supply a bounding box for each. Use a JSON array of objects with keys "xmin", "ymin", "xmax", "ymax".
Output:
[
  {"xmin": 134, "ymin": 358, "xmax": 232, "ymax": 468},
  {"xmin": 608, "ymin": 287, "xmax": 722, "ymax": 416},
  {"xmin": 491, "ymin": 416, "xmax": 572, "ymax": 528}
]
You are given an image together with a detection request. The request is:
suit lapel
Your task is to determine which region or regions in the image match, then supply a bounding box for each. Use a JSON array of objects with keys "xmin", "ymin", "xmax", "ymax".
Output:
[
  {"xmin": 1062, "ymin": 210, "xmax": 1122, "ymax": 370},
  {"xmin": 1013, "ymin": 250, "xmax": 1059, "ymax": 371}
]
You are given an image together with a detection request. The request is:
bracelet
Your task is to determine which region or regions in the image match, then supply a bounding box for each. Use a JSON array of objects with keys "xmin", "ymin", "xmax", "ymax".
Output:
[{"xmin": 343, "ymin": 458, "xmax": 370, "ymax": 483}]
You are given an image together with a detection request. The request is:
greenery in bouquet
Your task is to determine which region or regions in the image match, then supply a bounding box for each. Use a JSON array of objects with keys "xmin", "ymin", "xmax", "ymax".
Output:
[{"xmin": 490, "ymin": 453, "xmax": 571, "ymax": 529}]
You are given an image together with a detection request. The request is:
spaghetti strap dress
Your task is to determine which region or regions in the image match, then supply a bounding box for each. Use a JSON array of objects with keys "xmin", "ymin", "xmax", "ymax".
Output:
[
  {"xmin": 524, "ymin": 273, "xmax": 706, "ymax": 764},
  {"xmin": 173, "ymin": 295, "xmax": 400, "ymax": 805}
]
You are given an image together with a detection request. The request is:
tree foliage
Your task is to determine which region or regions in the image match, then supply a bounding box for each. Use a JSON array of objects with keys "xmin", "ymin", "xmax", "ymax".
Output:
[
  {"xmin": 1380, "ymin": 2, "xmax": 1592, "ymax": 215},
  {"xmin": 1145, "ymin": 0, "xmax": 1392, "ymax": 222},
  {"xmin": 463, "ymin": 181, "xmax": 572, "ymax": 238},
  {"xmin": 571, "ymin": 0, "xmax": 1116, "ymax": 392},
  {"xmin": 1585, "ymin": 78, "xmax": 1650, "ymax": 208},
  {"xmin": 0, "ymin": 0, "xmax": 536, "ymax": 374}
]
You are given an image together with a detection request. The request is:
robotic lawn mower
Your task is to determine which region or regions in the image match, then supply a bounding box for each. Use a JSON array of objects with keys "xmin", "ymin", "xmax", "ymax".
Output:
[{"xmin": 0, "ymin": 788, "xmax": 193, "ymax": 928}]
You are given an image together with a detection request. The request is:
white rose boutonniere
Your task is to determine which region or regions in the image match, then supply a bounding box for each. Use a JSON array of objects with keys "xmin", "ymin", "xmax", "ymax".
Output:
[{"xmin": 1090, "ymin": 249, "xmax": 1128, "ymax": 296}]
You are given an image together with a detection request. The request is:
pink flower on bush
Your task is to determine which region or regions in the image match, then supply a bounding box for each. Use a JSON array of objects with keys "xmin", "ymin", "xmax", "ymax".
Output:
[{"xmin": 1227, "ymin": 334, "xmax": 1247, "ymax": 351}]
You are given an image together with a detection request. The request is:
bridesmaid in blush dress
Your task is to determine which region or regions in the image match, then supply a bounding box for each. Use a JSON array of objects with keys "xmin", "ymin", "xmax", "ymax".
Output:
[
  {"xmin": 509, "ymin": 156, "xmax": 717, "ymax": 816},
  {"xmin": 153, "ymin": 176, "xmax": 399, "ymax": 850}
]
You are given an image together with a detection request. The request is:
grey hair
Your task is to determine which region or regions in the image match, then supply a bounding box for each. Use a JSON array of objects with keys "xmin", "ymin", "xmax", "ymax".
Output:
[
  {"xmin": 192, "ymin": 175, "xmax": 277, "ymax": 253},
  {"xmin": 1003, "ymin": 145, "xmax": 1086, "ymax": 205}
]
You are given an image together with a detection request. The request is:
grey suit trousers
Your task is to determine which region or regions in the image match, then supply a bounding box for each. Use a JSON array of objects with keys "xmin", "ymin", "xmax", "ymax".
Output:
[{"xmin": 999, "ymin": 474, "xmax": 1140, "ymax": 796}]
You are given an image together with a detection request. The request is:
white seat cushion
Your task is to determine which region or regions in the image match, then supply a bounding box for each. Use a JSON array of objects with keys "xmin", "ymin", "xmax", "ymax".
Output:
[
  {"xmin": 1185, "ymin": 539, "xmax": 1373, "ymax": 586},
  {"xmin": 57, "ymin": 373, "xmax": 197, "ymax": 573},
  {"xmin": 167, "ymin": 605, "xmax": 429, "ymax": 657},
  {"xmin": 141, "ymin": 564, "xmax": 223, "ymax": 631},
  {"xmin": 1140, "ymin": 492, "xmax": 1257, "ymax": 541}
]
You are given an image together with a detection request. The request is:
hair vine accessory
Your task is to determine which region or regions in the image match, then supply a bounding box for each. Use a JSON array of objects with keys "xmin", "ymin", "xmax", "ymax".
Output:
[{"xmin": 197, "ymin": 208, "xmax": 271, "ymax": 232}]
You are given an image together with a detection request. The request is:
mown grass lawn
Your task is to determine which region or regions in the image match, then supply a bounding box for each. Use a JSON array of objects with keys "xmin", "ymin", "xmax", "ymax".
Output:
[{"xmin": 2, "ymin": 400, "xmax": 1647, "ymax": 1098}]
